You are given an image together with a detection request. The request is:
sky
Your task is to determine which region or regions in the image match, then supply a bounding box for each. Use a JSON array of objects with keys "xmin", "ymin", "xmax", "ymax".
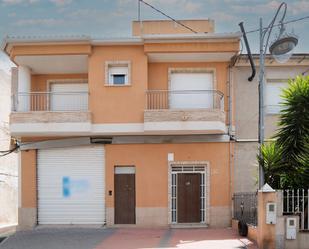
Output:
[{"xmin": 0, "ymin": 0, "xmax": 309, "ymax": 71}]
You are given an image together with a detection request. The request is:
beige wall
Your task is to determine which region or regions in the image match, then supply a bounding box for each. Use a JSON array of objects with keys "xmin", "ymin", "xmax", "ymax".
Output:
[
  {"xmin": 234, "ymin": 142, "xmax": 258, "ymax": 192},
  {"xmin": 132, "ymin": 20, "xmax": 214, "ymax": 36},
  {"xmin": 234, "ymin": 65, "xmax": 309, "ymax": 140},
  {"xmin": 233, "ymin": 65, "xmax": 308, "ymax": 193},
  {"xmin": 144, "ymin": 42, "xmax": 239, "ymax": 53},
  {"xmin": 0, "ymin": 69, "xmax": 18, "ymax": 225}
]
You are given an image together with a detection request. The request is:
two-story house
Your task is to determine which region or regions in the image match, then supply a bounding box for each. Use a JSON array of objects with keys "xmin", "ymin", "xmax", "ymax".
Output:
[
  {"xmin": 1, "ymin": 20, "xmax": 241, "ymax": 230},
  {"xmin": 233, "ymin": 54, "xmax": 309, "ymax": 192}
]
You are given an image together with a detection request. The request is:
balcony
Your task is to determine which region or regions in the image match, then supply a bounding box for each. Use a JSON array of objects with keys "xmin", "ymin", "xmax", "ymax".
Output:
[
  {"xmin": 10, "ymin": 92, "xmax": 91, "ymax": 136},
  {"xmin": 144, "ymin": 90, "xmax": 226, "ymax": 134}
]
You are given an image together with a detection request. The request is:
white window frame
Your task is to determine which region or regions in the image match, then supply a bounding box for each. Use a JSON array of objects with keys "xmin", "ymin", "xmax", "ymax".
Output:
[
  {"xmin": 167, "ymin": 161, "xmax": 210, "ymax": 226},
  {"xmin": 167, "ymin": 68, "xmax": 217, "ymax": 110},
  {"xmin": 46, "ymin": 79, "xmax": 88, "ymax": 111},
  {"xmin": 266, "ymin": 78, "xmax": 288, "ymax": 114},
  {"xmin": 105, "ymin": 61, "xmax": 131, "ymax": 86}
]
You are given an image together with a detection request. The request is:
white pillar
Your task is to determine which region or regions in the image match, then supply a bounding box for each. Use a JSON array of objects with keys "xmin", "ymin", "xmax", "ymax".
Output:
[{"xmin": 17, "ymin": 66, "xmax": 31, "ymax": 112}]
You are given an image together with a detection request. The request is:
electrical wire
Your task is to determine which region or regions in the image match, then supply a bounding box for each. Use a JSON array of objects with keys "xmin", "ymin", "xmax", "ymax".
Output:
[
  {"xmin": 138, "ymin": 0, "xmax": 198, "ymax": 34},
  {"xmin": 0, "ymin": 173, "xmax": 17, "ymax": 177},
  {"xmin": 245, "ymin": 15, "xmax": 309, "ymax": 34},
  {"xmin": 0, "ymin": 143, "xmax": 19, "ymax": 157}
]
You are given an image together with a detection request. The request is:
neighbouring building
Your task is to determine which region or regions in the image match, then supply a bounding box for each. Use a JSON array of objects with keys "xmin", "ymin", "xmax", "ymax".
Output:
[
  {"xmin": 1, "ymin": 19, "xmax": 241, "ymax": 230},
  {"xmin": 0, "ymin": 64, "xmax": 18, "ymax": 226},
  {"xmin": 233, "ymin": 54, "xmax": 309, "ymax": 193}
]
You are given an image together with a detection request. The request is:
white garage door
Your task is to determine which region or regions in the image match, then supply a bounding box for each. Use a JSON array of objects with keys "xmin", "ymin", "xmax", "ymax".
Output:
[
  {"xmin": 170, "ymin": 73, "xmax": 213, "ymax": 109},
  {"xmin": 50, "ymin": 83, "xmax": 88, "ymax": 111},
  {"xmin": 38, "ymin": 146, "xmax": 105, "ymax": 224}
]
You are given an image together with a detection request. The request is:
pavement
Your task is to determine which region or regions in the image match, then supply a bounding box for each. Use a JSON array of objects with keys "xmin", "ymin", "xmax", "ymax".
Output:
[{"xmin": 0, "ymin": 227, "xmax": 258, "ymax": 249}]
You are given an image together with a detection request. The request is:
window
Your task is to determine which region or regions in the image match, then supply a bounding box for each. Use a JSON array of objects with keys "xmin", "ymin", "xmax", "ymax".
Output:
[
  {"xmin": 169, "ymin": 68, "xmax": 216, "ymax": 109},
  {"xmin": 106, "ymin": 61, "xmax": 131, "ymax": 86},
  {"xmin": 113, "ymin": 74, "xmax": 126, "ymax": 85},
  {"xmin": 266, "ymin": 79, "xmax": 288, "ymax": 114}
]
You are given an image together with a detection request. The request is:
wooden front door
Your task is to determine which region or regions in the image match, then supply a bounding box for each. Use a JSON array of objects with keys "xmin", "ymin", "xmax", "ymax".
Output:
[
  {"xmin": 114, "ymin": 173, "xmax": 136, "ymax": 224},
  {"xmin": 177, "ymin": 173, "xmax": 201, "ymax": 223}
]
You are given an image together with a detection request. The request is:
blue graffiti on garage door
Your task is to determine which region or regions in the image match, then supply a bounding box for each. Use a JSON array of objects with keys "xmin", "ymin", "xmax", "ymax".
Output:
[{"xmin": 62, "ymin": 176, "xmax": 90, "ymax": 198}]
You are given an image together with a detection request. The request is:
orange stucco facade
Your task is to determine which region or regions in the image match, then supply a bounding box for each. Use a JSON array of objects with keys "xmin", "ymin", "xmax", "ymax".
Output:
[
  {"xmin": 10, "ymin": 44, "xmax": 91, "ymax": 59},
  {"xmin": 88, "ymin": 45, "xmax": 148, "ymax": 123},
  {"xmin": 20, "ymin": 150, "xmax": 37, "ymax": 208},
  {"xmin": 105, "ymin": 143, "xmax": 231, "ymax": 208},
  {"xmin": 20, "ymin": 141, "xmax": 233, "ymax": 227},
  {"xmin": 6, "ymin": 20, "xmax": 240, "ymax": 228},
  {"xmin": 31, "ymin": 74, "xmax": 88, "ymax": 92},
  {"xmin": 19, "ymin": 46, "xmax": 232, "ymax": 125}
]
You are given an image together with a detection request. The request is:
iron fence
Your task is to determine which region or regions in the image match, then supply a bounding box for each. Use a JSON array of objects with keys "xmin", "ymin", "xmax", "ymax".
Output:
[
  {"xmin": 282, "ymin": 189, "xmax": 309, "ymax": 231},
  {"xmin": 12, "ymin": 92, "xmax": 89, "ymax": 112},
  {"xmin": 145, "ymin": 89, "xmax": 224, "ymax": 111},
  {"xmin": 233, "ymin": 192, "xmax": 258, "ymax": 226}
]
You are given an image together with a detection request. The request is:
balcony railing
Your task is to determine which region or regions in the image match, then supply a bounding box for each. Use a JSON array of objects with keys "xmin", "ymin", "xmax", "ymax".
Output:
[
  {"xmin": 146, "ymin": 90, "xmax": 224, "ymax": 111},
  {"xmin": 12, "ymin": 92, "xmax": 89, "ymax": 112}
]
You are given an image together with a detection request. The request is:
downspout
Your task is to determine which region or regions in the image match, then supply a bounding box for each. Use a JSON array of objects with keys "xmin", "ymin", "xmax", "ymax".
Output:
[{"xmin": 227, "ymin": 63, "xmax": 234, "ymax": 219}]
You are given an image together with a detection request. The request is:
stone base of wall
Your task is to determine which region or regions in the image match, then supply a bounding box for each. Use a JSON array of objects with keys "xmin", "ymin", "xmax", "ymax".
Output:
[
  {"xmin": 106, "ymin": 207, "xmax": 168, "ymax": 227},
  {"xmin": 107, "ymin": 206, "xmax": 230, "ymax": 228},
  {"xmin": 209, "ymin": 206, "xmax": 231, "ymax": 227},
  {"xmin": 17, "ymin": 207, "xmax": 36, "ymax": 231},
  {"xmin": 136, "ymin": 207, "xmax": 168, "ymax": 227}
]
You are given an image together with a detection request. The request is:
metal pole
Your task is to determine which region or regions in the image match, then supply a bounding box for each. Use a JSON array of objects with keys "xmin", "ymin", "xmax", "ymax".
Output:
[
  {"xmin": 259, "ymin": 17, "xmax": 265, "ymax": 189},
  {"xmin": 138, "ymin": 0, "xmax": 141, "ymax": 21}
]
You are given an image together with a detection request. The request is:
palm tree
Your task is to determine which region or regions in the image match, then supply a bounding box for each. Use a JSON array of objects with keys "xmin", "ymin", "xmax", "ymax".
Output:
[
  {"xmin": 257, "ymin": 142, "xmax": 285, "ymax": 189},
  {"xmin": 275, "ymin": 75, "xmax": 309, "ymax": 188}
]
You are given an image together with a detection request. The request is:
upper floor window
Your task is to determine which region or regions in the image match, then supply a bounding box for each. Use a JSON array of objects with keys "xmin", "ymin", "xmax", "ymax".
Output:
[
  {"xmin": 105, "ymin": 61, "xmax": 131, "ymax": 86},
  {"xmin": 266, "ymin": 79, "xmax": 288, "ymax": 114}
]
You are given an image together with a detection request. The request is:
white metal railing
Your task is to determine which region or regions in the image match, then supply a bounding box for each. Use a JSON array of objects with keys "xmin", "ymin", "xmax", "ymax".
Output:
[
  {"xmin": 13, "ymin": 92, "xmax": 89, "ymax": 112},
  {"xmin": 283, "ymin": 189, "xmax": 309, "ymax": 230},
  {"xmin": 145, "ymin": 90, "xmax": 224, "ymax": 111}
]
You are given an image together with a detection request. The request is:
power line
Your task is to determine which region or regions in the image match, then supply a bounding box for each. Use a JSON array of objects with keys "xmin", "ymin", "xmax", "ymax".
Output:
[
  {"xmin": 245, "ymin": 15, "xmax": 309, "ymax": 34},
  {"xmin": 0, "ymin": 143, "xmax": 19, "ymax": 157},
  {"xmin": 138, "ymin": 0, "xmax": 198, "ymax": 34}
]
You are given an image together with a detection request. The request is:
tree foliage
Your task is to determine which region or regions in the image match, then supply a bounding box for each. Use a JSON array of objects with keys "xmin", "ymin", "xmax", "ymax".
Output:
[
  {"xmin": 260, "ymin": 75, "xmax": 309, "ymax": 189},
  {"xmin": 257, "ymin": 142, "xmax": 285, "ymax": 189}
]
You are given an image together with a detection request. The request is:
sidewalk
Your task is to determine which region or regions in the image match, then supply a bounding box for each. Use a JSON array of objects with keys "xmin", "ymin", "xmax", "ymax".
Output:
[
  {"xmin": 0, "ymin": 227, "xmax": 258, "ymax": 249},
  {"xmin": 0, "ymin": 223, "xmax": 17, "ymax": 243}
]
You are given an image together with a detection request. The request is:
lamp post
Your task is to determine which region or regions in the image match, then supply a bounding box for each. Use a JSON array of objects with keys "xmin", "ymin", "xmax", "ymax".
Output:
[{"xmin": 239, "ymin": 2, "xmax": 298, "ymax": 189}]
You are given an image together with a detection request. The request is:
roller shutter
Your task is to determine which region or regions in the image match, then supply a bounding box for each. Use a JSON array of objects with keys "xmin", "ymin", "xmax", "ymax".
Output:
[{"xmin": 37, "ymin": 146, "xmax": 105, "ymax": 224}]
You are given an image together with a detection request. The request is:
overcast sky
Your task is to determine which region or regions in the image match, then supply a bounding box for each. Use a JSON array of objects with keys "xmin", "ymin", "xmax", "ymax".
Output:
[{"xmin": 0, "ymin": 0, "xmax": 309, "ymax": 71}]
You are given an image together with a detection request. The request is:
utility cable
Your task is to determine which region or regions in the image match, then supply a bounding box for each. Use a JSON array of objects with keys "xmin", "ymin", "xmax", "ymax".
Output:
[
  {"xmin": 138, "ymin": 0, "xmax": 198, "ymax": 34},
  {"xmin": 245, "ymin": 15, "xmax": 309, "ymax": 34},
  {"xmin": 0, "ymin": 142, "xmax": 19, "ymax": 157}
]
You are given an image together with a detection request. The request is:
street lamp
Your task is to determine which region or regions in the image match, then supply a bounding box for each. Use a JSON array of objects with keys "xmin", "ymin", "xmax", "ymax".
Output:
[{"xmin": 239, "ymin": 2, "xmax": 298, "ymax": 189}]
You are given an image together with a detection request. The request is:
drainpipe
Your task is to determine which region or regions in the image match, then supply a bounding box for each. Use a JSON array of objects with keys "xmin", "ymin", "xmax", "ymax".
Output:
[{"xmin": 227, "ymin": 64, "xmax": 234, "ymax": 219}]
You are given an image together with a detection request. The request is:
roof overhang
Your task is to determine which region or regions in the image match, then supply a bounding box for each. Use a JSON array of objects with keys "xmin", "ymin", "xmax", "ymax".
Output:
[
  {"xmin": 148, "ymin": 52, "xmax": 236, "ymax": 62},
  {"xmin": 141, "ymin": 32, "xmax": 241, "ymax": 43},
  {"xmin": 1, "ymin": 35, "xmax": 91, "ymax": 55},
  {"xmin": 15, "ymin": 55, "xmax": 88, "ymax": 74},
  {"xmin": 235, "ymin": 53, "xmax": 309, "ymax": 66}
]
